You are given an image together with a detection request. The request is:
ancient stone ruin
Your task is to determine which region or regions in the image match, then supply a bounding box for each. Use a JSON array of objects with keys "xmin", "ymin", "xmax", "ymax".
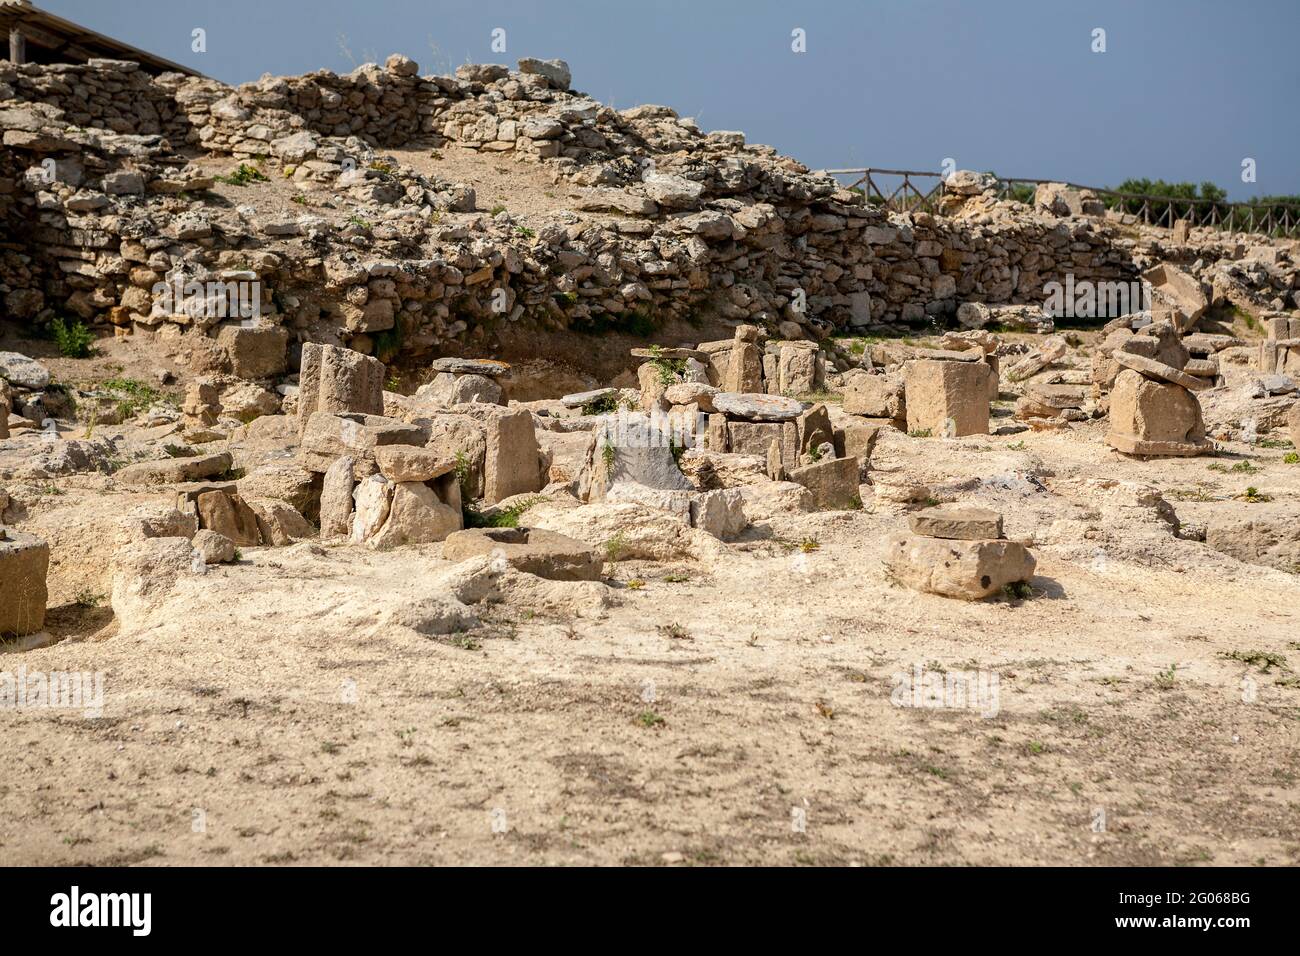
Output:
[{"xmin": 0, "ymin": 42, "xmax": 1298, "ymax": 870}]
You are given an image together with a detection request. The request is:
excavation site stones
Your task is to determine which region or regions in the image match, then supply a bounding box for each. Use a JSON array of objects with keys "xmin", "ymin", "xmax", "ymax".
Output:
[{"xmin": 1, "ymin": 46, "xmax": 1298, "ymax": 868}]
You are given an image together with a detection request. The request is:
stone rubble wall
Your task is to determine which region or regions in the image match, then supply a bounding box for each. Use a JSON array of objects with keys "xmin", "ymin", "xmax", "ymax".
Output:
[{"xmin": 1, "ymin": 56, "xmax": 1295, "ymax": 382}]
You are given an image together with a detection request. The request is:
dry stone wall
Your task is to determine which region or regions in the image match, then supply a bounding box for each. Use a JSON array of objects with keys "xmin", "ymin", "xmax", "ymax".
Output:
[{"xmin": 1, "ymin": 55, "xmax": 1295, "ymax": 383}]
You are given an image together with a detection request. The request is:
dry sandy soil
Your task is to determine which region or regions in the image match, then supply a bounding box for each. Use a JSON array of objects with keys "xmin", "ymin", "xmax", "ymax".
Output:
[{"xmin": 3, "ymin": 340, "xmax": 1298, "ymax": 867}]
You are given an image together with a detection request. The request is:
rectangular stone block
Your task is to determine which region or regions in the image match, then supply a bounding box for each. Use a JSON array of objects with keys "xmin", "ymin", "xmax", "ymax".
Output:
[
  {"xmin": 299, "ymin": 412, "xmax": 428, "ymax": 473},
  {"xmin": 0, "ymin": 530, "xmax": 49, "ymax": 637},
  {"xmin": 297, "ymin": 343, "xmax": 385, "ymax": 436},
  {"xmin": 726, "ymin": 421, "xmax": 782, "ymax": 457},
  {"xmin": 483, "ymin": 408, "xmax": 541, "ymax": 504},
  {"xmin": 904, "ymin": 359, "xmax": 991, "ymax": 437}
]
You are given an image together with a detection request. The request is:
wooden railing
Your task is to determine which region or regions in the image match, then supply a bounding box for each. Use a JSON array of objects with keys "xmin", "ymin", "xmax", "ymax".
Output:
[{"xmin": 825, "ymin": 168, "xmax": 1300, "ymax": 238}]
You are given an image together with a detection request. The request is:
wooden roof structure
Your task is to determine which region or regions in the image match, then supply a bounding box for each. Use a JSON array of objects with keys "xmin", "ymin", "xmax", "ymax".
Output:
[{"xmin": 0, "ymin": 0, "xmax": 202, "ymax": 76}]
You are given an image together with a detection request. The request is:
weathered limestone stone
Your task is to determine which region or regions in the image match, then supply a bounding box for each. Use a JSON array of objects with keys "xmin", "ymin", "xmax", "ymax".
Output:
[
  {"xmin": 795, "ymin": 403, "xmax": 834, "ymax": 458},
  {"xmin": 637, "ymin": 362, "xmax": 670, "ymax": 412},
  {"xmin": 217, "ymin": 325, "xmax": 289, "ymax": 380},
  {"xmin": 191, "ymin": 529, "xmax": 236, "ymax": 564},
  {"xmin": 247, "ymin": 497, "xmax": 315, "ymax": 546},
  {"xmin": 368, "ymin": 481, "xmax": 462, "ymax": 549},
  {"xmin": 442, "ymin": 527, "xmax": 603, "ymax": 580},
  {"xmin": 723, "ymin": 342, "xmax": 763, "ymax": 393},
  {"xmin": 582, "ymin": 413, "xmax": 693, "ymax": 501},
  {"xmin": 195, "ymin": 490, "xmax": 262, "ymax": 547},
  {"xmin": 1107, "ymin": 369, "xmax": 1211, "ymax": 457},
  {"xmin": 428, "ymin": 357, "xmax": 511, "ymax": 377},
  {"xmin": 319, "ymin": 455, "xmax": 355, "ymax": 538},
  {"xmin": 909, "ymin": 506, "xmax": 1004, "ymax": 541},
  {"xmin": 842, "ymin": 373, "xmax": 905, "ymax": 425},
  {"xmin": 713, "ymin": 392, "xmax": 807, "ymax": 421},
  {"xmin": 299, "ymin": 412, "xmax": 427, "ymax": 473},
  {"xmin": 236, "ymin": 463, "xmax": 319, "ymax": 517},
  {"xmin": 0, "ymin": 351, "xmax": 51, "ymax": 389},
  {"xmin": 788, "ymin": 456, "xmax": 861, "ymax": 510},
  {"xmin": 560, "ymin": 387, "xmax": 618, "ymax": 409},
  {"xmin": 373, "ymin": 445, "xmax": 456, "ymax": 483},
  {"xmin": 1205, "ymin": 505, "xmax": 1300, "ymax": 572},
  {"xmin": 1113, "ymin": 350, "xmax": 1210, "ymax": 392},
  {"xmin": 1288, "ymin": 401, "xmax": 1300, "ymax": 447},
  {"xmin": 689, "ymin": 488, "xmax": 748, "ymax": 540},
  {"xmin": 350, "ymin": 474, "xmax": 393, "ymax": 543},
  {"xmin": 0, "ymin": 529, "xmax": 49, "ymax": 636},
  {"xmin": 297, "ymin": 343, "xmax": 385, "ymax": 436},
  {"xmin": 115, "ymin": 452, "xmax": 233, "ymax": 486},
  {"xmin": 835, "ymin": 419, "xmax": 882, "ymax": 471},
  {"xmin": 1144, "ymin": 262, "xmax": 1208, "ymax": 331},
  {"xmin": 664, "ymin": 382, "xmax": 719, "ymax": 411},
  {"xmin": 904, "ymin": 359, "xmax": 991, "ymax": 436},
  {"xmin": 483, "ymin": 408, "xmax": 542, "ymax": 504},
  {"xmin": 1006, "ymin": 337, "xmax": 1067, "ymax": 383},
  {"xmin": 777, "ymin": 342, "xmax": 819, "ymax": 395},
  {"xmin": 425, "ymin": 414, "xmax": 487, "ymax": 499},
  {"xmin": 883, "ymin": 534, "xmax": 1036, "ymax": 601},
  {"xmin": 417, "ymin": 372, "xmax": 503, "ymax": 406},
  {"xmin": 727, "ymin": 420, "xmax": 783, "ymax": 457}
]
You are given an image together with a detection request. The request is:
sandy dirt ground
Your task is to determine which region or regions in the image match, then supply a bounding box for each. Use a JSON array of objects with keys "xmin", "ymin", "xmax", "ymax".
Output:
[{"xmin": 3, "ymin": 378, "xmax": 1298, "ymax": 866}]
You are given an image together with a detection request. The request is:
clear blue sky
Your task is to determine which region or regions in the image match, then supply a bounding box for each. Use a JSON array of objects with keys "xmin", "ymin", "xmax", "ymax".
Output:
[{"xmin": 41, "ymin": 0, "xmax": 1300, "ymax": 199}]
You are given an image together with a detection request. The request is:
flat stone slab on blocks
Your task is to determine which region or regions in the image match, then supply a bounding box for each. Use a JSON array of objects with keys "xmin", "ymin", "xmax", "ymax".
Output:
[
  {"xmin": 373, "ymin": 446, "xmax": 457, "ymax": 483},
  {"xmin": 560, "ymin": 388, "xmax": 617, "ymax": 409},
  {"xmin": 909, "ymin": 506, "xmax": 1004, "ymax": 541},
  {"xmin": 883, "ymin": 533, "xmax": 1036, "ymax": 601},
  {"xmin": 115, "ymin": 452, "xmax": 233, "ymax": 486},
  {"xmin": 1113, "ymin": 350, "xmax": 1210, "ymax": 392},
  {"xmin": 299, "ymin": 412, "xmax": 428, "ymax": 473},
  {"xmin": 442, "ymin": 527, "xmax": 604, "ymax": 580},
  {"xmin": 630, "ymin": 347, "xmax": 709, "ymax": 362},
  {"xmin": 712, "ymin": 392, "xmax": 808, "ymax": 422},
  {"xmin": 428, "ymin": 357, "xmax": 512, "ymax": 377},
  {"xmin": 0, "ymin": 529, "xmax": 49, "ymax": 636}
]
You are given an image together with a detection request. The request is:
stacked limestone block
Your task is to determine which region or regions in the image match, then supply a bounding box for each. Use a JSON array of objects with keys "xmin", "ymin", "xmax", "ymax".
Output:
[
  {"xmin": 1259, "ymin": 314, "xmax": 1300, "ymax": 379},
  {"xmin": 1105, "ymin": 351, "xmax": 1212, "ymax": 457},
  {"xmin": 883, "ymin": 506, "xmax": 1036, "ymax": 601}
]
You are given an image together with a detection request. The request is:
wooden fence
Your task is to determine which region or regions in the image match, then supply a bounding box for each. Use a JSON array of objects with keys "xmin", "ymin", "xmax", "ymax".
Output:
[{"xmin": 824, "ymin": 168, "xmax": 1300, "ymax": 238}]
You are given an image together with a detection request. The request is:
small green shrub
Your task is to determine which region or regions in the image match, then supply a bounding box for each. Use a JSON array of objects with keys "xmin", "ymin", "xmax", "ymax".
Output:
[
  {"xmin": 218, "ymin": 163, "xmax": 268, "ymax": 186},
  {"xmin": 49, "ymin": 318, "xmax": 95, "ymax": 358}
]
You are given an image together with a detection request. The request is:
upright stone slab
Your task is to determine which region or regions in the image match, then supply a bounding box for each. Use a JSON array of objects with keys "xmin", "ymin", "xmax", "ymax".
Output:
[
  {"xmin": 796, "ymin": 404, "xmax": 834, "ymax": 458},
  {"xmin": 904, "ymin": 359, "xmax": 991, "ymax": 436},
  {"xmin": 0, "ymin": 529, "xmax": 49, "ymax": 637},
  {"xmin": 778, "ymin": 343, "xmax": 819, "ymax": 395},
  {"xmin": 319, "ymin": 455, "xmax": 356, "ymax": 538},
  {"xmin": 297, "ymin": 343, "xmax": 385, "ymax": 436},
  {"xmin": 483, "ymin": 408, "xmax": 542, "ymax": 504},
  {"xmin": 724, "ymin": 328, "xmax": 764, "ymax": 393}
]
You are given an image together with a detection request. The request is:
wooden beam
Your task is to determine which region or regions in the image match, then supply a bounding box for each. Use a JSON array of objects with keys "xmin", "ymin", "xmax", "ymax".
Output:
[{"xmin": 9, "ymin": 26, "xmax": 24, "ymax": 64}]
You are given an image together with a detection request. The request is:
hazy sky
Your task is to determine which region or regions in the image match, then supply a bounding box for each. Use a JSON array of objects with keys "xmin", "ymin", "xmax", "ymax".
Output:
[{"xmin": 41, "ymin": 0, "xmax": 1300, "ymax": 199}]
